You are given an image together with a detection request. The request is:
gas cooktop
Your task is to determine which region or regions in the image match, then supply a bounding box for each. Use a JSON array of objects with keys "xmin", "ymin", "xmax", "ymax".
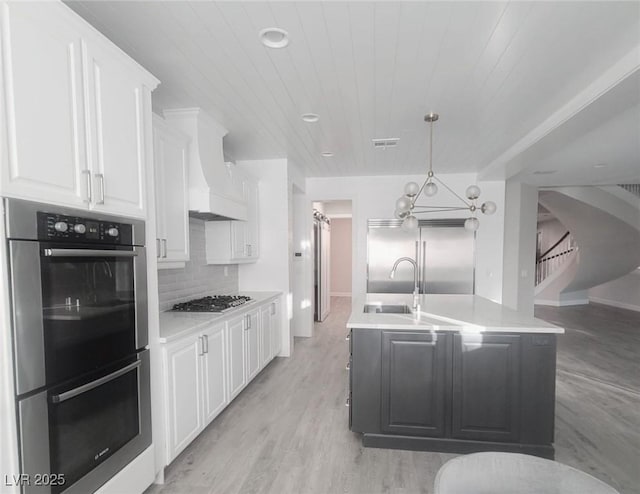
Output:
[{"xmin": 171, "ymin": 295, "xmax": 252, "ymax": 313}]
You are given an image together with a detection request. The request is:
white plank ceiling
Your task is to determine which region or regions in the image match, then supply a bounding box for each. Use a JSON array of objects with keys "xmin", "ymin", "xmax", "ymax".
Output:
[{"xmin": 66, "ymin": 1, "xmax": 640, "ymax": 183}]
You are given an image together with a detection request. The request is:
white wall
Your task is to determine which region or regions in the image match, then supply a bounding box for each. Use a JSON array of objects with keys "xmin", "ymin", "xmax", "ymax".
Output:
[
  {"xmin": 502, "ymin": 181, "xmax": 538, "ymax": 315},
  {"xmin": 289, "ymin": 161, "xmax": 314, "ymax": 340},
  {"xmin": 306, "ymin": 174, "xmax": 506, "ymax": 301},
  {"xmin": 330, "ymin": 218, "xmax": 352, "ymax": 296},
  {"xmin": 589, "ymin": 268, "xmax": 640, "ymax": 311},
  {"xmin": 237, "ymin": 159, "xmax": 293, "ymax": 356}
]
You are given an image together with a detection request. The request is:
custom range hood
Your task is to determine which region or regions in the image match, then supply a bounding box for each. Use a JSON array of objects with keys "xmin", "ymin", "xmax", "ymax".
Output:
[{"xmin": 163, "ymin": 108, "xmax": 247, "ymax": 221}]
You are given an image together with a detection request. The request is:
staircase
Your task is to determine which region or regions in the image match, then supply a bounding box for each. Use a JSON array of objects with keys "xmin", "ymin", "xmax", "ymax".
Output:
[{"xmin": 535, "ymin": 185, "xmax": 640, "ymax": 306}]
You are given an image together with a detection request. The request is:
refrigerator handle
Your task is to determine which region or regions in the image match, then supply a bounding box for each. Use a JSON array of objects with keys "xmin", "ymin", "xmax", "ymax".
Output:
[{"xmin": 421, "ymin": 241, "xmax": 427, "ymax": 294}]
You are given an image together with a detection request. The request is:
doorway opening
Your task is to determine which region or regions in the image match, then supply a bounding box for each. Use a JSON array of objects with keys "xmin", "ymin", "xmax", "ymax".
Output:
[{"xmin": 312, "ymin": 200, "xmax": 352, "ymax": 323}]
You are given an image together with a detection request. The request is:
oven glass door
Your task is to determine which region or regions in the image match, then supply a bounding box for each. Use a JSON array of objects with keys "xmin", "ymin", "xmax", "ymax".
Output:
[
  {"xmin": 48, "ymin": 355, "xmax": 141, "ymax": 493},
  {"xmin": 40, "ymin": 243, "xmax": 137, "ymax": 385}
]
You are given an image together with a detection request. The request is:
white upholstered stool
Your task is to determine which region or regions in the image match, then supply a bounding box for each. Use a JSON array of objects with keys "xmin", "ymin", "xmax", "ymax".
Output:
[{"xmin": 434, "ymin": 452, "xmax": 620, "ymax": 494}]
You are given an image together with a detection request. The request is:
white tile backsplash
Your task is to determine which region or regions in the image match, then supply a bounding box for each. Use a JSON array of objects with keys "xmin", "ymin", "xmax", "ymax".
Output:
[{"xmin": 157, "ymin": 218, "xmax": 238, "ymax": 311}]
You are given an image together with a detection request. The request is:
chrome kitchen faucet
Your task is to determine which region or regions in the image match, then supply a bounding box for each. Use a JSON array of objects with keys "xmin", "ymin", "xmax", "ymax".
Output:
[{"xmin": 389, "ymin": 257, "xmax": 420, "ymax": 311}]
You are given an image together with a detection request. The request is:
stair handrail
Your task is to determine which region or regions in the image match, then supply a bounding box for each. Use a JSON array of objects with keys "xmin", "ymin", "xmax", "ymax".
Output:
[
  {"xmin": 537, "ymin": 231, "xmax": 571, "ymax": 262},
  {"xmin": 617, "ymin": 184, "xmax": 640, "ymax": 198},
  {"xmin": 535, "ymin": 232, "xmax": 576, "ymax": 285}
]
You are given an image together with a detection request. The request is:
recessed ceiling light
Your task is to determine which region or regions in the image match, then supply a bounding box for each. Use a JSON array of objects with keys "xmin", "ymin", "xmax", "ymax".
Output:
[
  {"xmin": 532, "ymin": 170, "xmax": 557, "ymax": 175},
  {"xmin": 321, "ymin": 152, "xmax": 334, "ymax": 158},
  {"xmin": 301, "ymin": 113, "xmax": 320, "ymax": 123},
  {"xmin": 593, "ymin": 163, "xmax": 607, "ymax": 168},
  {"xmin": 259, "ymin": 28, "xmax": 289, "ymax": 48}
]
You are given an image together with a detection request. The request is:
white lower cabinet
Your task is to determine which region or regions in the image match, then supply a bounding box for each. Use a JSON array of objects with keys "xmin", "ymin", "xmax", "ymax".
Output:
[
  {"xmin": 246, "ymin": 308, "xmax": 260, "ymax": 381},
  {"xmin": 260, "ymin": 305, "xmax": 272, "ymax": 367},
  {"xmin": 163, "ymin": 297, "xmax": 281, "ymax": 465},
  {"xmin": 201, "ymin": 323, "xmax": 228, "ymax": 424},
  {"xmin": 164, "ymin": 322, "xmax": 227, "ymax": 463},
  {"xmin": 270, "ymin": 299, "xmax": 282, "ymax": 357},
  {"xmin": 227, "ymin": 314, "xmax": 247, "ymax": 400},
  {"xmin": 164, "ymin": 333, "xmax": 203, "ymax": 462}
]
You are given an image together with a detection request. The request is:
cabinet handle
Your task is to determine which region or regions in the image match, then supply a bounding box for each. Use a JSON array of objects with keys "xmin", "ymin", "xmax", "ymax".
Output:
[
  {"xmin": 95, "ymin": 173, "xmax": 105, "ymax": 204},
  {"xmin": 156, "ymin": 239, "xmax": 161, "ymax": 259},
  {"xmin": 82, "ymin": 170, "xmax": 92, "ymax": 204},
  {"xmin": 162, "ymin": 239, "xmax": 167, "ymax": 258},
  {"xmin": 345, "ymin": 362, "xmax": 350, "ymax": 371},
  {"xmin": 198, "ymin": 336, "xmax": 204, "ymax": 356},
  {"xmin": 345, "ymin": 333, "xmax": 350, "ymax": 341},
  {"xmin": 203, "ymin": 334, "xmax": 209, "ymax": 354},
  {"xmin": 345, "ymin": 397, "xmax": 350, "ymax": 407}
]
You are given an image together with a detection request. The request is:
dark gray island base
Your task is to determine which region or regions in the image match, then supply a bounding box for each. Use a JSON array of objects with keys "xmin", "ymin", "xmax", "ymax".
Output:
[{"xmin": 348, "ymin": 328, "xmax": 558, "ymax": 459}]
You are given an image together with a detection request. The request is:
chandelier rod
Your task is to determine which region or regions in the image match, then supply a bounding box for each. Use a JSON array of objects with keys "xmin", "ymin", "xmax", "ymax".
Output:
[
  {"xmin": 411, "ymin": 115, "xmax": 435, "ymax": 207},
  {"xmin": 432, "ymin": 176, "xmax": 472, "ymax": 208}
]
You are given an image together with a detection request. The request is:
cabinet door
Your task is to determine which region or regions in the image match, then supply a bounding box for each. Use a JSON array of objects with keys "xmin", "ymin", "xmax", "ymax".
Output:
[
  {"xmin": 164, "ymin": 335, "xmax": 203, "ymax": 462},
  {"xmin": 0, "ymin": 2, "xmax": 88, "ymax": 208},
  {"xmin": 201, "ymin": 323, "xmax": 228, "ymax": 425},
  {"xmin": 246, "ymin": 309, "xmax": 260, "ymax": 381},
  {"xmin": 153, "ymin": 116, "xmax": 190, "ymax": 264},
  {"xmin": 451, "ymin": 334, "xmax": 521, "ymax": 442},
  {"xmin": 270, "ymin": 300, "xmax": 281, "ymax": 357},
  {"xmin": 259, "ymin": 304, "xmax": 271, "ymax": 368},
  {"xmin": 83, "ymin": 39, "xmax": 146, "ymax": 218},
  {"xmin": 381, "ymin": 332, "xmax": 448, "ymax": 437},
  {"xmin": 227, "ymin": 315, "xmax": 246, "ymax": 400},
  {"xmin": 231, "ymin": 221, "xmax": 247, "ymax": 260}
]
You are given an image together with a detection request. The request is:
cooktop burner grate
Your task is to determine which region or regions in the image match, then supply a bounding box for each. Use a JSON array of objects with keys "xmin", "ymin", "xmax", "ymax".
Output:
[{"xmin": 171, "ymin": 295, "xmax": 252, "ymax": 312}]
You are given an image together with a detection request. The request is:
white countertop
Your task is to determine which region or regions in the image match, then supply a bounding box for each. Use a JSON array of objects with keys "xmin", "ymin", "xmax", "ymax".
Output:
[
  {"xmin": 347, "ymin": 293, "xmax": 564, "ymax": 334},
  {"xmin": 159, "ymin": 291, "xmax": 281, "ymax": 343}
]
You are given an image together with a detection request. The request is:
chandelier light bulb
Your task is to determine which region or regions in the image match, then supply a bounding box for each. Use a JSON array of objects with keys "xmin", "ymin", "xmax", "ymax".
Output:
[
  {"xmin": 404, "ymin": 182, "xmax": 420, "ymax": 197},
  {"xmin": 481, "ymin": 201, "xmax": 497, "ymax": 215},
  {"xmin": 466, "ymin": 185, "xmax": 481, "ymax": 200},
  {"xmin": 424, "ymin": 182, "xmax": 438, "ymax": 197},
  {"xmin": 464, "ymin": 217, "xmax": 480, "ymax": 231},
  {"xmin": 396, "ymin": 196, "xmax": 411, "ymax": 212},
  {"xmin": 395, "ymin": 208, "xmax": 409, "ymax": 219},
  {"xmin": 402, "ymin": 215, "xmax": 419, "ymax": 230}
]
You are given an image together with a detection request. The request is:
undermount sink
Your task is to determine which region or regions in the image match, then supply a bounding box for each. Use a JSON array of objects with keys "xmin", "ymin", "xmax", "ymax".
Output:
[{"xmin": 363, "ymin": 304, "xmax": 412, "ymax": 314}]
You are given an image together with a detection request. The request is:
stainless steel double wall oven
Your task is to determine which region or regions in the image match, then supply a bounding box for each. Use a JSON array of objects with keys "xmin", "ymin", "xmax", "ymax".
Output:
[{"xmin": 5, "ymin": 199, "xmax": 151, "ymax": 494}]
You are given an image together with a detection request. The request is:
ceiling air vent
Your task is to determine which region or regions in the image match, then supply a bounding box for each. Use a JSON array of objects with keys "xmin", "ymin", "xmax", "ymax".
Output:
[{"xmin": 372, "ymin": 138, "xmax": 399, "ymax": 149}]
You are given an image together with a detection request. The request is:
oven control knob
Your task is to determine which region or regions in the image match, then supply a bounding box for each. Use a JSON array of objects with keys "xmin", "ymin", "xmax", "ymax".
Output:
[
  {"xmin": 73, "ymin": 224, "xmax": 86, "ymax": 234},
  {"xmin": 107, "ymin": 227, "xmax": 119, "ymax": 237},
  {"xmin": 54, "ymin": 221, "xmax": 68, "ymax": 233}
]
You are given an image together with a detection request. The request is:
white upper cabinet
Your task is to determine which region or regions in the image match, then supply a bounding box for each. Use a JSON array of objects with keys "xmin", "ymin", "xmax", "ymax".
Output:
[
  {"xmin": 0, "ymin": 2, "xmax": 158, "ymax": 218},
  {"xmin": 153, "ymin": 115, "xmax": 190, "ymax": 267},
  {"xmin": 205, "ymin": 169, "xmax": 260, "ymax": 264}
]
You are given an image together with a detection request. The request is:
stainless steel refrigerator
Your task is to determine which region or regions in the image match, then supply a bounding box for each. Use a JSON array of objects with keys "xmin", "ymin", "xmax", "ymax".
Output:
[{"xmin": 367, "ymin": 219, "xmax": 475, "ymax": 294}]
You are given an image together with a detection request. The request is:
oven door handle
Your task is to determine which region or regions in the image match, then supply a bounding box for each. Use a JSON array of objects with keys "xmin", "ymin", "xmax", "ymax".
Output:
[
  {"xmin": 43, "ymin": 248, "xmax": 138, "ymax": 258},
  {"xmin": 50, "ymin": 360, "xmax": 141, "ymax": 404}
]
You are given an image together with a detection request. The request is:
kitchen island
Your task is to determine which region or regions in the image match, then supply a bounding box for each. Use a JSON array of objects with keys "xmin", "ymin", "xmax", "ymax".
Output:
[{"xmin": 347, "ymin": 294, "xmax": 564, "ymax": 458}]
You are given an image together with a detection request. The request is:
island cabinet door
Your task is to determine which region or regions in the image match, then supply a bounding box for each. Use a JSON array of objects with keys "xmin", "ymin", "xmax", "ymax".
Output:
[
  {"xmin": 451, "ymin": 334, "xmax": 521, "ymax": 442},
  {"xmin": 381, "ymin": 332, "xmax": 449, "ymax": 437}
]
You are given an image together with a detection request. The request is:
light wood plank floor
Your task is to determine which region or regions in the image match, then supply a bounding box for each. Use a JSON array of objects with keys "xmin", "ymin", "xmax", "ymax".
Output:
[{"xmin": 147, "ymin": 298, "xmax": 639, "ymax": 494}]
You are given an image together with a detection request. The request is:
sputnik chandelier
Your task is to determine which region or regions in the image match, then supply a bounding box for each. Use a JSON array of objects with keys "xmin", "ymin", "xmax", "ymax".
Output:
[{"xmin": 394, "ymin": 112, "xmax": 497, "ymax": 231}]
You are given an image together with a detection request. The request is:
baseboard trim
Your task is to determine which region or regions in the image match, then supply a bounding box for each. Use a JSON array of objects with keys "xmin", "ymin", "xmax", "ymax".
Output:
[
  {"xmin": 535, "ymin": 298, "xmax": 589, "ymax": 307},
  {"xmin": 362, "ymin": 433, "xmax": 554, "ymax": 459},
  {"xmin": 330, "ymin": 292, "xmax": 352, "ymax": 297},
  {"xmin": 588, "ymin": 296, "xmax": 640, "ymax": 312}
]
